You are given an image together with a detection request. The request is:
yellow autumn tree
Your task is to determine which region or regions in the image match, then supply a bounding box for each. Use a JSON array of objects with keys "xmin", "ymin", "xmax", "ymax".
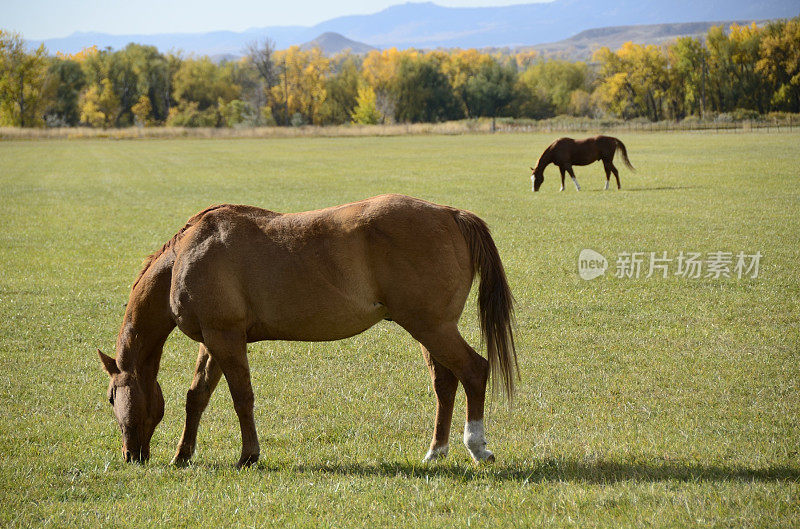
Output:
[
  {"xmin": 80, "ymin": 78, "xmax": 120, "ymax": 128},
  {"xmin": 361, "ymin": 47, "xmax": 416, "ymax": 122},
  {"xmin": 271, "ymin": 46, "xmax": 330, "ymax": 125},
  {"xmin": 350, "ymin": 85, "xmax": 382, "ymax": 124},
  {"xmin": 593, "ymin": 42, "xmax": 668, "ymax": 121},
  {"xmin": 56, "ymin": 45, "xmax": 98, "ymax": 63},
  {"xmin": 131, "ymin": 95, "xmax": 152, "ymax": 126},
  {"xmin": 757, "ymin": 17, "xmax": 800, "ymax": 112}
]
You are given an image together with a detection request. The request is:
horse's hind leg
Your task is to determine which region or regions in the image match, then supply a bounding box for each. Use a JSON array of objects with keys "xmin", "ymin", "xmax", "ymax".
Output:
[
  {"xmin": 420, "ymin": 346, "xmax": 459, "ymax": 462},
  {"xmin": 412, "ymin": 324, "xmax": 494, "ymax": 462},
  {"xmin": 202, "ymin": 329, "xmax": 260, "ymax": 468},
  {"xmin": 171, "ymin": 344, "xmax": 223, "ymax": 466},
  {"xmin": 611, "ymin": 162, "xmax": 621, "ymax": 189},
  {"xmin": 602, "ymin": 160, "xmax": 613, "ymax": 190}
]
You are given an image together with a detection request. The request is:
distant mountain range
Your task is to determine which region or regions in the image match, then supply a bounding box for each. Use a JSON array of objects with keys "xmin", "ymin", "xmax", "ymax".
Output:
[
  {"xmin": 31, "ymin": 0, "xmax": 799, "ymax": 56},
  {"xmin": 527, "ymin": 20, "xmax": 771, "ymax": 60}
]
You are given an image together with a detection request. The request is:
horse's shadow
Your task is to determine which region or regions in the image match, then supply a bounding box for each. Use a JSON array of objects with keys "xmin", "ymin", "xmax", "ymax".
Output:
[
  {"xmin": 223, "ymin": 457, "xmax": 798, "ymax": 484},
  {"xmin": 584, "ymin": 185, "xmax": 704, "ymax": 193}
]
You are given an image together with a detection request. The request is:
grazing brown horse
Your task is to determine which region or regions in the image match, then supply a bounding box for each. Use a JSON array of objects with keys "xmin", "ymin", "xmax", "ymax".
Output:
[
  {"xmin": 98, "ymin": 194, "xmax": 517, "ymax": 467},
  {"xmin": 531, "ymin": 135, "xmax": 635, "ymax": 192}
]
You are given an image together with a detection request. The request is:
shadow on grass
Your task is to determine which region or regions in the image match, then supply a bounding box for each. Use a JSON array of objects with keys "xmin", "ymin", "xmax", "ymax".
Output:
[
  {"xmin": 235, "ymin": 458, "xmax": 799, "ymax": 484},
  {"xmin": 581, "ymin": 185, "xmax": 705, "ymax": 193}
]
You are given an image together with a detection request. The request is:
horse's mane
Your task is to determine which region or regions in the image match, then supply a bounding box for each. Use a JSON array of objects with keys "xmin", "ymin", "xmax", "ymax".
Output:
[
  {"xmin": 533, "ymin": 151, "xmax": 550, "ymax": 174},
  {"xmin": 131, "ymin": 204, "xmax": 230, "ymax": 290}
]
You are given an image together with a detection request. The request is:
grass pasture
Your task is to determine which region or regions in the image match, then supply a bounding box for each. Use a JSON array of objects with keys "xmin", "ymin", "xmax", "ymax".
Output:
[{"xmin": 0, "ymin": 131, "xmax": 798, "ymax": 527}]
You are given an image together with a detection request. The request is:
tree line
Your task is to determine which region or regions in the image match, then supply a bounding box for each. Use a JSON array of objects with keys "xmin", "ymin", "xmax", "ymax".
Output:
[{"xmin": 1, "ymin": 17, "xmax": 798, "ymax": 129}]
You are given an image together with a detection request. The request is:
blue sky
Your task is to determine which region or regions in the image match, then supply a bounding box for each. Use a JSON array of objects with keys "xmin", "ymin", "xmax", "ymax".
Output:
[{"xmin": 2, "ymin": 0, "xmax": 551, "ymax": 39}]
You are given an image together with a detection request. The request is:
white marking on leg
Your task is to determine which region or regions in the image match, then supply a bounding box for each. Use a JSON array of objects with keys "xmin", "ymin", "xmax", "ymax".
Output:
[
  {"xmin": 422, "ymin": 444, "xmax": 449, "ymax": 462},
  {"xmin": 604, "ymin": 180, "xmax": 609, "ymax": 190},
  {"xmin": 572, "ymin": 176, "xmax": 581, "ymax": 191},
  {"xmin": 463, "ymin": 419, "xmax": 495, "ymax": 462},
  {"xmin": 559, "ymin": 185, "xmax": 564, "ymax": 192}
]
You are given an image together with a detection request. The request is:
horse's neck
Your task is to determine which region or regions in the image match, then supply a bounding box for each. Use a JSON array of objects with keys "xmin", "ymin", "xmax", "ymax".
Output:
[
  {"xmin": 535, "ymin": 150, "xmax": 552, "ymax": 173},
  {"xmin": 115, "ymin": 259, "xmax": 176, "ymax": 377}
]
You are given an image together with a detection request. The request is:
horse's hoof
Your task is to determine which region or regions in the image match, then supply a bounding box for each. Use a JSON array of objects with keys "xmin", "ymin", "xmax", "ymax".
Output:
[
  {"xmin": 422, "ymin": 445, "xmax": 449, "ymax": 462},
  {"xmin": 469, "ymin": 449, "xmax": 495, "ymax": 464},
  {"xmin": 170, "ymin": 456, "xmax": 190, "ymax": 467},
  {"xmin": 236, "ymin": 453, "xmax": 260, "ymax": 468}
]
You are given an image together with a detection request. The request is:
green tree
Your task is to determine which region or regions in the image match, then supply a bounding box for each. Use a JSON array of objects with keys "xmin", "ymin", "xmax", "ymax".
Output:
[
  {"xmin": 463, "ymin": 58, "xmax": 516, "ymax": 130},
  {"xmin": 42, "ymin": 58, "xmax": 86, "ymax": 126},
  {"xmin": 218, "ymin": 98, "xmax": 254, "ymax": 127},
  {"xmin": 514, "ymin": 60, "xmax": 590, "ymax": 118},
  {"xmin": 0, "ymin": 30, "xmax": 49, "ymax": 127},
  {"xmin": 320, "ymin": 54, "xmax": 360, "ymax": 125},
  {"xmin": 172, "ymin": 57, "xmax": 238, "ymax": 111},
  {"xmin": 124, "ymin": 44, "xmax": 171, "ymax": 123},
  {"xmin": 169, "ymin": 56, "xmax": 239, "ymax": 126},
  {"xmin": 393, "ymin": 54, "xmax": 460, "ymax": 123},
  {"xmin": 666, "ymin": 36, "xmax": 708, "ymax": 119}
]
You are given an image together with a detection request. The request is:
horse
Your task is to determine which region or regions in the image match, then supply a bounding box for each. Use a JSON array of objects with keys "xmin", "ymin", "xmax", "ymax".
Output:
[
  {"xmin": 98, "ymin": 194, "xmax": 518, "ymax": 468},
  {"xmin": 530, "ymin": 135, "xmax": 635, "ymax": 192}
]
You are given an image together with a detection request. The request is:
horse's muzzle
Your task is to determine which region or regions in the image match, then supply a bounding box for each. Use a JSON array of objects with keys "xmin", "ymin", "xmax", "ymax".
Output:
[{"xmin": 123, "ymin": 445, "xmax": 149, "ymax": 463}]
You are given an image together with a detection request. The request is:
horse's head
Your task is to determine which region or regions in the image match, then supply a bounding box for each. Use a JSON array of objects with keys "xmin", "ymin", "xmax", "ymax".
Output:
[
  {"xmin": 531, "ymin": 167, "xmax": 544, "ymax": 192},
  {"xmin": 98, "ymin": 350, "xmax": 164, "ymax": 463}
]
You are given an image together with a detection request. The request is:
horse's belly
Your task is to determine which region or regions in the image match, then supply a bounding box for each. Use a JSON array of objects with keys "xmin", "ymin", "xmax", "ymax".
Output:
[{"xmin": 246, "ymin": 301, "xmax": 387, "ymax": 342}]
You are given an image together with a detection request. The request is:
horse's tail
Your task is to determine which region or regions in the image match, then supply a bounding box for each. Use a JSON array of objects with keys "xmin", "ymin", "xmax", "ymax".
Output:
[
  {"xmin": 615, "ymin": 138, "xmax": 636, "ymax": 172},
  {"xmin": 453, "ymin": 209, "xmax": 518, "ymax": 401}
]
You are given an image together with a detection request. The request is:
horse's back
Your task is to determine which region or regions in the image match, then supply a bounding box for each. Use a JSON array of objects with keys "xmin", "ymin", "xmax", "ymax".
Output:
[
  {"xmin": 551, "ymin": 135, "xmax": 618, "ymax": 166},
  {"xmin": 169, "ymin": 195, "xmax": 472, "ymax": 342}
]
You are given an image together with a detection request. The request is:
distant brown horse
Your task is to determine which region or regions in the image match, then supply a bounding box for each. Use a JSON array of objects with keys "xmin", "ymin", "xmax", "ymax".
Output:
[
  {"xmin": 98, "ymin": 194, "xmax": 517, "ymax": 467},
  {"xmin": 531, "ymin": 135, "xmax": 635, "ymax": 192}
]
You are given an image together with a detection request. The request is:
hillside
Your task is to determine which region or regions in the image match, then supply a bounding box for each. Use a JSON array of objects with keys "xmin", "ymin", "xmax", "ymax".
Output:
[
  {"xmin": 527, "ymin": 20, "xmax": 768, "ymax": 60},
  {"xmin": 300, "ymin": 32, "xmax": 376, "ymax": 55}
]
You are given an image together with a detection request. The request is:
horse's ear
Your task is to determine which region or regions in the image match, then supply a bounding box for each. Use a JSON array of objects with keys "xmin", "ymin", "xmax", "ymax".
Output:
[{"xmin": 98, "ymin": 349, "xmax": 119, "ymax": 376}]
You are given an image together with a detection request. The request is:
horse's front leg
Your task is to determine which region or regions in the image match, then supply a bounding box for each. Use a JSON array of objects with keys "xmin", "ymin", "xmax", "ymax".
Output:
[
  {"xmin": 567, "ymin": 166, "xmax": 581, "ymax": 191},
  {"xmin": 559, "ymin": 167, "xmax": 566, "ymax": 192},
  {"xmin": 172, "ymin": 344, "xmax": 222, "ymax": 466},
  {"xmin": 203, "ymin": 329, "xmax": 260, "ymax": 468}
]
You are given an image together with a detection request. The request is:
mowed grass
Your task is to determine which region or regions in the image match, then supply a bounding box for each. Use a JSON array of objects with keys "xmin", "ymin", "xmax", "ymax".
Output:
[{"xmin": 0, "ymin": 131, "xmax": 798, "ymax": 527}]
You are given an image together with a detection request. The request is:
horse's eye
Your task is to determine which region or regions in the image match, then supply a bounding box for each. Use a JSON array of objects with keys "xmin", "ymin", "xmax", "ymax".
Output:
[{"xmin": 109, "ymin": 387, "xmax": 115, "ymax": 405}]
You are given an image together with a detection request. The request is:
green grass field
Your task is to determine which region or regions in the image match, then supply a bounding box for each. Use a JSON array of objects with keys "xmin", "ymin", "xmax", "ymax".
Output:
[{"xmin": 0, "ymin": 131, "xmax": 798, "ymax": 527}]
